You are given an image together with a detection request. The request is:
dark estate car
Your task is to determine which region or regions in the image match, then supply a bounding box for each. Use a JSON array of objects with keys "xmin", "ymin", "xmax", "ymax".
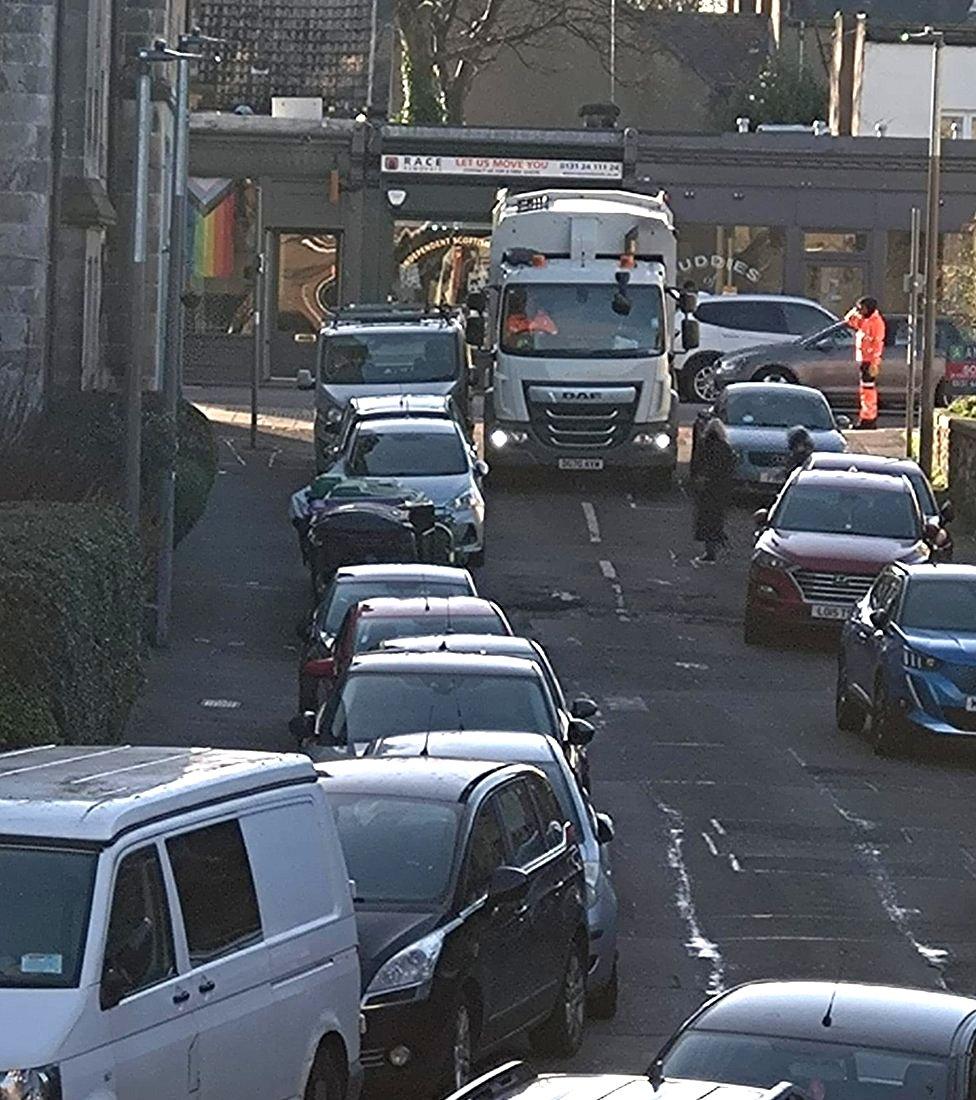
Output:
[
  {"xmin": 316, "ymin": 757, "xmax": 588, "ymax": 1094},
  {"xmin": 650, "ymin": 980, "xmax": 976, "ymax": 1100},
  {"xmin": 745, "ymin": 469, "xmax": 939, "ymax": 645}
]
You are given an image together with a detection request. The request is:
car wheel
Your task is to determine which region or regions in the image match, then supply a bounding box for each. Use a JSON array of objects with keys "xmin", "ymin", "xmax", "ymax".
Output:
[
  {"xmin": 587, "ymin": 958, "xmax": 619, "ymax": 1020},
  {"xmin": 835, "ymin": 662, "xmax": 863, "ymax": 733},
  {"xmin": 683, "ymin": 353, "xmax": 721, "ymax": 403},
  {"xmin": 441, "ymin": 997, "xmax": 475, "ymax": 1094},
  {"xmin": 743, "ymin": 604, "xmax": 770, "ymax": 646},
  {"xmin": 872, "ymin": 679, "xmax": 908, "ymax": 757},
  {"xmin": 304, "ymin": 1048, "xmax": 343, "ymax": 1100},
  {"xmin": 530, "ymin": 940, "xmax": 587, "ymax": 1058},
  {"xmin": 753, "ymin": 365, "xmax": 797, "ymax": 385}
]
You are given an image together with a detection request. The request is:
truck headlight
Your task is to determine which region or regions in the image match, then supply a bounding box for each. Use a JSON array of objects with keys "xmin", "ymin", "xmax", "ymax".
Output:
[
  {"xmin": 1, "ymin": 1066, "xmax": 61, "ymax": 1100},
  {"xmin": 633, "ymin": 432, "xmax": 672, "ymax": 449},
  {"xmin": 365, "ymin": 929, "xmax": 446, "ymax": 997},
  {"xmin": 489, "ymin": 429, "xmax": 527, "ymax": 449}
]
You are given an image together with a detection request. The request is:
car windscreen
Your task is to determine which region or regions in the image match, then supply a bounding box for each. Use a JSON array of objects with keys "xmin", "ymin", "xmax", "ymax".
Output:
[
  {"xmin": 328, "ymin": 671, "xmax": 556, "ymax": 746},
  {"xmin": 774, "ymin": 485, "xmax": 919, "ymax": 539},
  {"xmin": 348, "ymin": 427, "xmax": 467, "ymax": 477},
  {"xmin": 317, "ymin": 579, "xmax": 471, "ymax": 635},
  {"xmin": 726, "ymin": 390, "xmax": 833, "ymax": 430},
  {"xmin": 901, "ymin": 578, "xmax": 976, "ymax": 631},
  {"xmin": 331, "ymin": 794, "xmax": 461, "ymax": 904},
  {"xmin": 661, "ymin": 1030, "xmax": 949, "ymax": 1100},
  {"xmin": 321, "ymin": 331, "xmax": 458, "ymax": 384},
  {"xmin": 0, "ymin": 845, "xmax": 98, "ymax": 988},
  {"xmin": 906, "ymin": 473, "xmax": 938, "ymax": 515},
  {"xmin": 354, "ymin": 614, "xmax": 506, "ymax": 653},
  {"xmin": 500, "ymin": 283, "xmax": 664, "ymax": 358}
]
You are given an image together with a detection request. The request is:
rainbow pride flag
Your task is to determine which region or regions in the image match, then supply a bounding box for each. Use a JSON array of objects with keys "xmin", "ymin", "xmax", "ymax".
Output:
[{"xmin": 189, "ymin": 190, "xmax": 236, "ymax": 280}]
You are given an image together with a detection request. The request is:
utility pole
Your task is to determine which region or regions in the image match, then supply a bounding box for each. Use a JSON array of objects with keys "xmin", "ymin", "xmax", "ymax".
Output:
[
  {"xmin": 905, "ymin": 207, "xmax": 922, "ymax": 457},
  {"xmin": 154, "ymin": 31, "xmax": 213, "ymax": 646},
  {"xmin": 902, "ymin": 27, "xmax": 944, "ymax": 474},
  {"xmin": 609, "ymin": 0, "xmax": 617, "ymax": 103}
]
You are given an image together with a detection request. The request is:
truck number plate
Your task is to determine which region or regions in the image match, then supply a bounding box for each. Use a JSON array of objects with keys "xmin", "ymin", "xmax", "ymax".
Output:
[
  {"xmin": 810, "ymin": 604, "xmax": 849, "ymax": 621},
  {"xmin": 558, "ymin": 458, "xmax": 604, "ymax": 471}
]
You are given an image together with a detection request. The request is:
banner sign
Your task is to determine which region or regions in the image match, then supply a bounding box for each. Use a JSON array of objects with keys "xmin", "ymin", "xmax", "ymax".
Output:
[
  {"xmin": 381, "ymin": 154, "xmax": 623, "ymax": 181},
  {"xmin": 946, "ymin": 344, "xmax": 976, "ymax": 395}
]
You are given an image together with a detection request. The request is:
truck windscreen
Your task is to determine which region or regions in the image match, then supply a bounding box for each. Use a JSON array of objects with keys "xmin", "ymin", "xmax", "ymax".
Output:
[
  {"xmin": 500, "ymin": 283, "xmax": 664, "ymax": 358},
  {"xmin": 321, "ymin": 331, "xmax": 459, "ymax": 384}
]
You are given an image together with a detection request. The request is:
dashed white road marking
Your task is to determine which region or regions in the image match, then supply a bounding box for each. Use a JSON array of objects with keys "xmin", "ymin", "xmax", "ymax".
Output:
[
  {"xmin": 268, "ymin": 447, "xmax": 282, "ymax": 468},
  {"xmin": 222, "ymin": 437, "xmax": 247, "ymax": 466},
  {"xmin": 200, "ymin": 698, "xmax": 242, "ymax": 709},
  {"xmin": 599, "ymin": 560, "xmax": 617, "ymax": 580},
  {"xmin": 604, "ymin": 695, "xmax": 649, "ymax": 712},
  {"xmin": 701, "ymin": 831, "xmax": 719, "ymax": 857},
  {"xmin": 581, "ymin": 501, "xmax": 601, "ymax": 543},
  {"xmin": 728, "ymin": 853, "xmax": 743, "ymax": 873},
  {"xmin": 710, "ymin": 818, "xmax": 726, "ymax": 836},
  {"xmin": 675, "ymin": 661, "xmax": 709, "ymax": 671}
]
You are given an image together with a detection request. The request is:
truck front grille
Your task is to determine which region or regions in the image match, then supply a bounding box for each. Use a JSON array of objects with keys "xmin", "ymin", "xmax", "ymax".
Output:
[{"xmin": 525, "ymin": 384, "xmax": 638, "ymax": 450}]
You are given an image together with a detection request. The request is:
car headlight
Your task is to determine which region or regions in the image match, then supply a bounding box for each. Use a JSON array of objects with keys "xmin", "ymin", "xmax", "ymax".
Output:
[
  {"xmin": 584, "ymin": 858, "xmax": 601, "ymax": 909},
  {"xmin": 449, "ymin": 490, "xmax": 476, "ymax": 511},
  {"xmin": 365, "ymin": 928, "xmax": 446, "ymax": 997},
  {"xmin": 754, "ymin": 549, "xmax": 791, "ymax": 570},
  {"xmin": 903, "ymin": 648, "xmax": 941, "ymax": 671},
  {"xmin": 0, "ymin": 1066, "xmax": 61, "ymax": 1100}
]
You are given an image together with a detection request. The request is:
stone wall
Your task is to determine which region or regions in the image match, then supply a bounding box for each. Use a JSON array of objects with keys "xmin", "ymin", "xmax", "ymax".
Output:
[
  {"xmin": 948, "ymin": 417, "xmax": 976, "ymax": 528},
  {"xmin": 0, "ymin": 0, "xmax": 56, "ymax": 440}
]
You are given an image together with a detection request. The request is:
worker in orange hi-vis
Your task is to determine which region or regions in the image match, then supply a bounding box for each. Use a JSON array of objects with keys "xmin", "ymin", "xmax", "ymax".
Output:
[{"xmin": 844, "ymin": 296, "xmax": 886, "ymax": 429}]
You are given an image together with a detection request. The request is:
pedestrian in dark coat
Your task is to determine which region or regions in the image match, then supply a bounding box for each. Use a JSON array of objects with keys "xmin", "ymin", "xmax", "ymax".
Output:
[
  {"xmin": 786, "ymin": 425, "xmax": 815, "ymax": 473},
  {"xmin": 691, "ymin": 417, "xmax": 736, "ymax": 564}
]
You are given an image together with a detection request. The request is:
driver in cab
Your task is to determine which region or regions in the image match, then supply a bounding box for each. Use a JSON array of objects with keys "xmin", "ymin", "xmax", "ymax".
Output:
[{"xmin": 504, "ymin": 287, "xmax": 558, "ymax": 347}]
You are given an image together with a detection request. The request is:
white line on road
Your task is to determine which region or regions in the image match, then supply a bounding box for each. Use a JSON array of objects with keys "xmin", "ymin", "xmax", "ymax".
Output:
[
  {"xmin": 599, "ymin": 560, "xmax": 617, "ymax": 580},
  {"xmin": 222, "ymin": 437, "xmax": 247, "ymax": 466},
  {"xmin": 200, "ymin": 699, "xmax": 241, "ymax": 709},
  {"xmin": 728, "ymin": 853, "xmax": 742, "ymax": 873},
  {"xmin": 675, "ymin": 661, "xmax": 709, "ymax": 671},
  {"xmin": 581, "ymin": 501, "xmax": 601, "ymax": 543},
  {"xmin": 701, "ymin": 831, "xmax": 719, "ymax": 857},
  {"xmin": 658, "ymin": 797, "xmax": 726, "ymax": 995},
  {"xmin": 710, "ymin": 818, "xmax": 726, "ymax": 836},
  {"xmin": 268, "ymin": 447, "xmax": 281, "ymax": 468}
]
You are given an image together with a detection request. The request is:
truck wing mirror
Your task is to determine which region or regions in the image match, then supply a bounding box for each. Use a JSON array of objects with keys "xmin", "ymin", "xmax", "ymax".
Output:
[
  {"xmin": 465, "ymin": 316, "xmax": 486, "ymax": 347},
  {"xmin": 681, "ymin": 317, "xmax": 700, "ymax": 351},
  {"xmin": 467, "ymin": 290, "xmax": 486, "ymax": 313},
  {"xmin": 679, "ymin": 290, "xmax": 698, "ymax": 314}
]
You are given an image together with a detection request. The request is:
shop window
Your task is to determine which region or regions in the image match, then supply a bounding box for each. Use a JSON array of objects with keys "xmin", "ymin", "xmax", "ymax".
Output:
[
  {"xmin": 886, "ymin": 228, "xmax": 976, "ymax": 328},
  {"xmin": 676, "ymin": 225, "xmax": 785, "ymax": 295},
  {"xmin": 804, "ymin": 265, "xmax": 864, "ymax": 314},
  {"xmin": 186, "ymin": 178, "xmax": 259, "ymax": 336},
  {"xmin": 275, "ymin": 233, "xmax": 339, "ymax": 334},
  {"xmin": 394, "ymin": 221, "xmax": 490, "ymax": 307},
  {"xmin": 803, "ymin": 231, "xmax": 867, "ymax": 254}
]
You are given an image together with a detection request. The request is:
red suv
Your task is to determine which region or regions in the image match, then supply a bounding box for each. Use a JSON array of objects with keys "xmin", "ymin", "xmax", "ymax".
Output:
[
  {"xmin": 744, "ymin": 469, "xmax": 940, "ymax": 645},
  {"xmin": 301, "ymin": 595, "xmax": 512, "ymax": 708}
]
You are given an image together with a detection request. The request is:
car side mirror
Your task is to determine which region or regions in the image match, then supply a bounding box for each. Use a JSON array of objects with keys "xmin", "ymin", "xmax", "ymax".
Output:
[
  {"xmin": 465, "ymin": 316, "xmax": 485, "ymax": 347},
  {"xmin": 681, "ymin": 317, "xmax": 700, "ymax": 351},
  {"xmin": 488, "ymin": 865, "xmax": 529, "ymax": 904},
  {"xmin": 753, "ymin": 508, "xmax": 770, "ymax": 530},
  {"xmin": 941, "ymin": 500, "xmax": 955, "ymax": 524},
  {"xmin": 835, "ymin": 414, "xmax": 852, "ymax": 430},
  {"xmin": 296, "ymin": 368, "xmax": 315, "ymax": 390},
  {"xmin": 570, "ymin": 696, "xmax": 599, "ymax": 720},
  {"xmin": 568, "ymin": 718, "xmax": 595, "ymax": 746},
  {"xmin": 595, "ymin": 812, "xmax": 615, "ymax": 845},
  {"xmin": 474, "ymin": 459, "xmax": 490, "ymax": 478},
  {"xmin": 289, "ymin": 711, "xmax": 316, "ymax": 745},
  {"xmin": 869, "ymin": 608, "xmax": 890, "ymax": 631},
  {"xmin": 924, "ymin": 521, "xmax": 948, "ymax": 547}
]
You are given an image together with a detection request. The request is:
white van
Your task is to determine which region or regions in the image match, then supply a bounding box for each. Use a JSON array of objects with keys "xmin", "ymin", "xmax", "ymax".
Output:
[{"xmin": 0, "ymin": 745, "xmax": 362, "ymax": 1100}]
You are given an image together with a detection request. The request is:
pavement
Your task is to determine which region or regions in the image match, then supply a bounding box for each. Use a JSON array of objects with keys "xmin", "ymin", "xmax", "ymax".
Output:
[{"xmin": 128, "ymin": 385, "xmax": 976, "ymax": 1080}]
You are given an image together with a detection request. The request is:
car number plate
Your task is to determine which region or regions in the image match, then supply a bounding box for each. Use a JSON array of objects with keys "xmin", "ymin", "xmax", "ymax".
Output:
[
  {"xmin": 810, "ymin": 604, "xmax": 849, "ymax": 621},
  {"xmin": 966, "ymin": 697, "xmax": 976, "ymax": 713},
  {"xmin": 759, "ymin": 469, "xmax": 786, "ymax": 484},
  {"xmin": 558, "ymin": 458, "xmax": 604, "ymax": 471}
]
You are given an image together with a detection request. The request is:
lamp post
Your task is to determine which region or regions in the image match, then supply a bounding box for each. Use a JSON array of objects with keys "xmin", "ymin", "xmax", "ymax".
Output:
[
  {"xmin": 610, "ymin": 0, "xmax": 617, "ymax": 103},
  {"xmin": 902, "ymin": 26, "xmax": 944, "ymax": 475}
]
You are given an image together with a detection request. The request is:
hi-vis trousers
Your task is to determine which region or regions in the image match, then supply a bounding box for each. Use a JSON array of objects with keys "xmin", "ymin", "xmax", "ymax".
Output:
[{"xmin": 858, "ymin": 361, "xmax": 879, "ymax": 426}]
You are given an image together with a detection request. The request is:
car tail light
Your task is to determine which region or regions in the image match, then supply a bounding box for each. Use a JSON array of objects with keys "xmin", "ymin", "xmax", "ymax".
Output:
[{"xmin": 303, "ymin": 658, "xmax": 335, "ymax": 678}]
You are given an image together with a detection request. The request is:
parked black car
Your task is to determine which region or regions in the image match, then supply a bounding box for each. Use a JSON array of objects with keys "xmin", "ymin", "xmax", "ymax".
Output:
[{"xmin": 315, "ymin": 756, "xmax": 589, "ymax": 1096}]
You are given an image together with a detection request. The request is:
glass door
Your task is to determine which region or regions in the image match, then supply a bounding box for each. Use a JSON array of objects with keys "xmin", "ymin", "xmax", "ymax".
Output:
[{"xmin": 270, "ymin": 231, "xmax": 340, "ymax": 378}]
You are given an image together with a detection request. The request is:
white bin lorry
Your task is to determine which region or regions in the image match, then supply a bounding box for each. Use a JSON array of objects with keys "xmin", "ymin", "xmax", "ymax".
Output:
[{"xmin": 468, "ymin": 189, "xmax": 697, "ymax": 485}]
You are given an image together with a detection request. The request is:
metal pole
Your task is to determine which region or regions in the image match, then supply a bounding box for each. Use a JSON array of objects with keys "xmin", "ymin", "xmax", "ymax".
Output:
[
  {"xmin": 905, "ymin": 206, "xmax": 921, "ymax": 457},
  {"xmin": 919, "ymin": 31, "xmax": 943, "ymax": 476},
  {"xmin": 126, "ymin": 55, "xmax": 153, "ymax": 524},
  {"xmin": 609, "ymin": 0, "xmax": 617, "ymax": 103},
  {"xmin": 154, "ymin": 54, "xmax": 191, "ymax": 646},
  {"xmin": 251, "ymin": 186, "xmax": 264, "ymax": 450}
]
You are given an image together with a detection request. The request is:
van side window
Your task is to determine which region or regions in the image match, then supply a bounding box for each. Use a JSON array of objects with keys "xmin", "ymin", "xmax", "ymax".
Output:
[
  {"xmin": 496, "ymin": 781, "xmax": 546, "ymax": 868},
  {"xmin": 461, "ymin": 796, "xmax": 507, "ymax": 907},
  {"xmin": 102, "ymin": 846, "xmax": 176, "ymax": 1005},
  {"xmin": 166, "ymin": 820, "xmax": 262, "ymax": 966}
]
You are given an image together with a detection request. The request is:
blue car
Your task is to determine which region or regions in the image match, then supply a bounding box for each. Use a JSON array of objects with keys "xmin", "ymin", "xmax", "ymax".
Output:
[
  {"xmin": 694, "ymin": 382, "xmax": 849, "ymax": 492},
  {"xmin": 837, "ymin": 563, "xmax": 976, "ymax": 755}
]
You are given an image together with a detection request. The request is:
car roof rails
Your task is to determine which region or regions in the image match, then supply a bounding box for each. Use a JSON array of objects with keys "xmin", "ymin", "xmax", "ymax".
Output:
[
  {"xmin": 444, "ymin": 1061, "xmax": 536, "ymax": 1100},
  {"xmin": 763, "ymin": 1082, "xmax": 807, "ymax": 1100},
  {"xmin": 327, "ymin": 303, "xmax": 461, "ymax": 327}
]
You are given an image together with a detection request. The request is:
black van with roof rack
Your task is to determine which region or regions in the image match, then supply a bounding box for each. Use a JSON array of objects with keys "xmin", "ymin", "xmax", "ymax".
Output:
[{"xmin": 297, "ymin": 303, "xmax": 477, "ymax": 472}]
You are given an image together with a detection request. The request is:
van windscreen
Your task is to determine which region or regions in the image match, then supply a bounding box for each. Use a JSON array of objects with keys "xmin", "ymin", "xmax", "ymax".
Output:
[
  {"xmin": 0, "ymin": 845, "xmax": 97, "ymax": 988},
  {"xmin": 321, "ymin": 331, "xmax": 459, "ymax": 385}
]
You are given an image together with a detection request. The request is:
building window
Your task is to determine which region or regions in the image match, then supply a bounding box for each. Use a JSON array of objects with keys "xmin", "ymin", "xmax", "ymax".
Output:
[
  {"xmin": 394, "ymin": 221, "xmax": 490, "ymax": 307},
  {"xmin": 676, "ymin": 225, "xmax": 785, "ymax": 295},
  {"xmin": 803, "ymin": 231, "xmax": 867, "ymax": 254},
  {"xmin": 941, "ymin": 112, "xmax": 975, "ymax": 140},
  {"xmin": 886, "ymin": 228, "xmax": 976, "ymax": 328}
]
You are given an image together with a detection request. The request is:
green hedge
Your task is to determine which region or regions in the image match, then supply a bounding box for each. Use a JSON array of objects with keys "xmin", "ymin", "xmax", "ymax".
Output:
[
  {"xmin": 948, "ymin": 396, "xmax": 976, "ymax": 419},
  {"xmin": 0, "ymin": 502, "xmax": 145, "ymax": 750}
]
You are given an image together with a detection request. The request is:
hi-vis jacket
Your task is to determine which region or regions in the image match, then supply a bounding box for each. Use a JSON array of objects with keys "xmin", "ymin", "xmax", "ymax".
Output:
[{"xmin": 844, "ymin": 309, "xmax": 886, "ymax": 367}]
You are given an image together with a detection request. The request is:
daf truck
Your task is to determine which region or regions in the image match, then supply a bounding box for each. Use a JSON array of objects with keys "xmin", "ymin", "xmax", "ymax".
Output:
[{"xmin": 467, "ymin": 189, "xmax": 697, "ymax": 486}]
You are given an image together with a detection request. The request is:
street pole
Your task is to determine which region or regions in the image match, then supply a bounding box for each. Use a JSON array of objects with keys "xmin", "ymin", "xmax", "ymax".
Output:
[
  {"xmin": 918, "ymin": 29, "xmax": 944, "ymax": 476},
  {"xmin": 251, "ymin": 186, "xmax": 264, "ymax": 450},
  {"xmin": 905, "ymin": 206, "xmax": 922, "ymax": 458},
  {"xmin": 126, "ymin": 52, "xmax": 154, "ymax": 524},
  {"xmin": 609, "ymin": 0, "xmax": 617, "ymax": 103}
]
